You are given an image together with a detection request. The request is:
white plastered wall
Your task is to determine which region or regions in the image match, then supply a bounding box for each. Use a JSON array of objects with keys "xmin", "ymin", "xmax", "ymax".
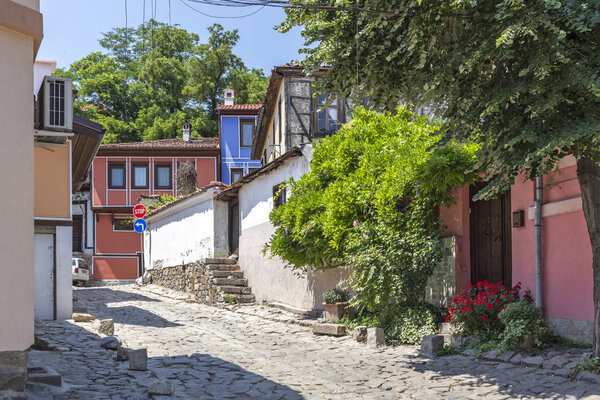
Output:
[
  {"xmin": 238, "ymin": 146, "xmax": 349, "ymax": 312},
  {"xmin": 55, "ymin": 226, "xmax": 73, "ymax": 320}
]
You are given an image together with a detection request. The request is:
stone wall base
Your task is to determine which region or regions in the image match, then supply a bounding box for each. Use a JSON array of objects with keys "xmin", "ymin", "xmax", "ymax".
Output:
[
  {"xmin": 0, "ymin": 351, "xmax": 27, "ymax": 399},
  {"xmin": 148, "ymin": 262, "xmax": 219, "ymax": 305},
  {"xmin": 546, "ymin": 316, "xmax": 594, "ymax": 344}
]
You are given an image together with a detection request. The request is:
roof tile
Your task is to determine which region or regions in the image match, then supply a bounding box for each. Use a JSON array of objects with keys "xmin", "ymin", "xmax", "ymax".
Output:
[{"xmin": 99, "ymin": 137, "xmax": 219, "ymax": 151}]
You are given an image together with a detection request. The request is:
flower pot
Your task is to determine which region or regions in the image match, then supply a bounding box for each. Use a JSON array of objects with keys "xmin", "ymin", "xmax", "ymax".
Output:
[{"xmin": 323, "ymin": 302, "xmax": 355, "ymax": 321}]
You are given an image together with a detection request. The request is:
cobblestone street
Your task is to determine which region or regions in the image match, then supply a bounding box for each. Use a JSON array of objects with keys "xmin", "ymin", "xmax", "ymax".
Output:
[{"xmin": 29, "ymin": 285, "xmax": 600, "ymax": 399}]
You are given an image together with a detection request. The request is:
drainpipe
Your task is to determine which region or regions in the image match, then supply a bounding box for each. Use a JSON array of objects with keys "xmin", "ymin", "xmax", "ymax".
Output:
[{"xmin": 534, "ymin": 176, "xmax": 543, "ymax": 314}]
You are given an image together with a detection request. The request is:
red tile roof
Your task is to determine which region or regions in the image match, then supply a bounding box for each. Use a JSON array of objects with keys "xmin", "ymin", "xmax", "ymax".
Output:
[
  {"xmin": 99, "ymin": 137, "xmax": 219, "ymax": 152},
  {"xmin": 216, "ymin": 104, "xmax": 263, "ymax": 111}
]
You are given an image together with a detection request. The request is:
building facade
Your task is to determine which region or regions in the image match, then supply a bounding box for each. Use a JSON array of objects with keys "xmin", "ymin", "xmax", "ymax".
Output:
[
  {"xmin": 251, "ymin": 65, "xmax": 352, "ymax": 165},
  {"xmin": 218, "ymin": 87, "xmax": 262, "ymax": 185},
  {"xmin": 91, "ymin": 138, "xmax": 220, "ymax": 280}
]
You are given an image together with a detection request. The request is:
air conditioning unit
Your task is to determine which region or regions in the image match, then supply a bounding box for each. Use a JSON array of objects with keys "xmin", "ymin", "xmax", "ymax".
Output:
[{"xmin": 37, "ymin": 76, "xmax": 73, "ymax": 132}]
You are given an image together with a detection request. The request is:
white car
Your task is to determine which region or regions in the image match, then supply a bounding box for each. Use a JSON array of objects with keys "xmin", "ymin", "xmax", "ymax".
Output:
[{"xmin": 72, "ymin": 257, "xmax": 90, "ymax": 286}]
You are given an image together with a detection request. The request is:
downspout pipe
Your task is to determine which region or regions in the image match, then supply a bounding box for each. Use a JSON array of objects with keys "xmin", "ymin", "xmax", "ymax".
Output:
[{"xmin": 534, "ymin": 176, "xmax": 544, "ymax": 314}]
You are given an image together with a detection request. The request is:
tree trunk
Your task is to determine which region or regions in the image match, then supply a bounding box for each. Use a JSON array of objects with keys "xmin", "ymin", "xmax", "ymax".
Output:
[{"xmin": 576, "ymin": 157, "xmax": 600, "ymax": 357}]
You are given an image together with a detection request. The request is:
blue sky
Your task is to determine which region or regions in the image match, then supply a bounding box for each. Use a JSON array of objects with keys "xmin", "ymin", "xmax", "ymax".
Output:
[{"xmin": 37, "ymin": 0, "xmax": 306, "ymax": 74}]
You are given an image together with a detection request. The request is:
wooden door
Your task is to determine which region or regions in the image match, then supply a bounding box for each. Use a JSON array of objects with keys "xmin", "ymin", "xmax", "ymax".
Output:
[
  {"xmin": 228, "ymin": 199, "xmax": 240, "ymax": 255},
  {"xmin": 470, "ymin": 184, "xmax": 512, "ymax": 287},
  {"xmin": 73, "ymin": 215, "xmax": 83, "ymax": 252}
]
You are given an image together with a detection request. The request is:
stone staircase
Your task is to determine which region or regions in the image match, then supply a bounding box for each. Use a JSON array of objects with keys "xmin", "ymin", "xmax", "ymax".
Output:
[{"xmin": 204, "ymin": 258, "xmax": 255, "ymax": 305}]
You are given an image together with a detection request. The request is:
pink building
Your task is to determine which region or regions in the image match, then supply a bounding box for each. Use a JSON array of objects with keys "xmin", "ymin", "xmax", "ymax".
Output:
[
  {"xmin": 437, "ymin": 155, "xmax": 593, "ymax": 343},
  {"xmin": 91, "ymin": 138, "xmax": 220, "ymax": 280}
]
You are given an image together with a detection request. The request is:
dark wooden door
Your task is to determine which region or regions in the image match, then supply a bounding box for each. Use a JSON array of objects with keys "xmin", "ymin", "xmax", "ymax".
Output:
[
  {"xmin": 73, "ymin": 215, "xmax": 83, "ymax": 253},
  {"xmin": 470, "ymin": 184, "xmax": 512, "ymax": 287}
]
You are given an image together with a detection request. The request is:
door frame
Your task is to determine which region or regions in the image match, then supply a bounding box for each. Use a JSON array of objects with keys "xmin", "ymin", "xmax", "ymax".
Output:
[
  {"xmin": 469, "ymin": 184, "xmax": 512, "ymax": 287},
  {"xmin": 34, "ymin": 229, "xmax": 57, "ymax": 320}
]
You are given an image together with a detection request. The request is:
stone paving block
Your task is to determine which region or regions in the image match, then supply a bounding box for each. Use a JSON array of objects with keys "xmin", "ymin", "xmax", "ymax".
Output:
[
  {"xmin": 521, "ymin": 355, "xmax": 545, "ymax": 368},
  {"xmin": 72, "ymin": 313, "xmax": 95, "ymax": 322},
  {"xmin": 100, "ymin": 336, "xmax": 121, "ymax": 350},
  {"xmin": 98, "ymin": 319, "xmax": 114, "ymax": 336},
  {"xmin": 148, "ymin": 381, "xmax": 172, "ymax": 395},
  {"xmin": 312, "ymin": 323, "xmax": 346, "ymax": 336},
  {"xmin": 128, "ymin": 349, "xmax": 148, "ymax": 371},
  {"xmin": 420, "ymin": 335, "xmax": 444, "ymax": 357},
  {"xmin": 367, "ymin": 327, "xmax": 386, "ymax": 348},
  {"xmin": 353, "ymin": 326, "xmax": 367, "ymax": 342}
]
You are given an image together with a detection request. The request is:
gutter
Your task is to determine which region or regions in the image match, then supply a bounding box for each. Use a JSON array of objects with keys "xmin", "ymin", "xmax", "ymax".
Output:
[{"xmin": 534, "ymin": 176, "xmax": 544, "ymax": 314}]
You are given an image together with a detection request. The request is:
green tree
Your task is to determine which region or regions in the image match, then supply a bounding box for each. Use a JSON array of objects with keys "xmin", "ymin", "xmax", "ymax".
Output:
[
  {"xmin": 59, "ymin": 21, "xmax": 268, "ymax": 142},
  {"xmin": 267, "ymin": 107, "xmax": 476, "ymax": 312},
  {"xmin": 280, "ymin": 1, "xmax": 600, "ymax": 355}
]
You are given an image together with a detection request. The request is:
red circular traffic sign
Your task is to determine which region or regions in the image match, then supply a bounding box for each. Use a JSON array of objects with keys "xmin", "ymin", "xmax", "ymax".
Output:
[{"xmin": 133, "ymin": 204, "xmax": 147, "ymax": 219}]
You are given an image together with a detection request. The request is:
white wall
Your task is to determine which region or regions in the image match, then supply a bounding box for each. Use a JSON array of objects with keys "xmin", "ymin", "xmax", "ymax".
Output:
[
  {"xmin": 145, "ymin": 190, "xmax": 219, "ymax": 270},
  {"xmin": 238, "ymin": 146, "xmax": 349, "ymax": 312},
  {"xmin": 55, "ymin": 226, "xmax": 72, "ymax": 319}
]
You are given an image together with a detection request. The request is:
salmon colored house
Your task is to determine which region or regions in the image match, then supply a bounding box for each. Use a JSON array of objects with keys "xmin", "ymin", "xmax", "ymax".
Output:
[
  {"xmin": 91, "ymin": 137, "xmax": 220, "ymax": 280},
  {"xmin": 436, "ymin": 156, "xmax": 593, "ymax": 343}
]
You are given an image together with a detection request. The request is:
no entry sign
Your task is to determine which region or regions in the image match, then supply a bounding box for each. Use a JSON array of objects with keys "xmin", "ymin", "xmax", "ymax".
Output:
[{"xmin": 133, "ymin": 204, "xmax": 147, "ymax": 219}]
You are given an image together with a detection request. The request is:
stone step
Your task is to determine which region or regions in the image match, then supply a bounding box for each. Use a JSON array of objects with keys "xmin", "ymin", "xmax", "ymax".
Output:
[
  {"xmin": 218, "ymin": 294, "xmax": 256, "ymax": 304},
  {"xmin": 208, "ymin": 271, "xmax": 244, "ymax": 278},
  {"xmin": 205, "ymin": 264, "xmax": 241, "ymax": 272},
  {"xmin": 217, "ymin": 286, "xmax": 252, "ymax": 295},
  {"xmin": 212, "ymin": 278, "xmax": 248, "ymax": 286},
  {"xmin": 204, "ymin": 258, "xmax": 237, "ymax": 265}
]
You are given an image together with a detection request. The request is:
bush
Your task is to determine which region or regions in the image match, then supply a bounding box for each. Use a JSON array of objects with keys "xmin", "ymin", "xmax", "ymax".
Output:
[
  {"xmin": 498, "ymin": 300, "xmax": 549, "ymax": 351},
  {"xmin": 382, "ymin": 302, "xmax": 439, "ymax": 344},
  {"xmin": 446, "ymin": 281, "xmax": 525, "ymax": 339},
  {"xmin": 323, "ymin": 288, "xmax": 349, "ymax": 304}
]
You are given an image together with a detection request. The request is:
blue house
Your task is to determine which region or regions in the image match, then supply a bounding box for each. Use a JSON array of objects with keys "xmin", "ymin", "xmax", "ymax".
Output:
[{"xmin": 217, "ymin": 87, "xmax": 262, "ymax": 185}]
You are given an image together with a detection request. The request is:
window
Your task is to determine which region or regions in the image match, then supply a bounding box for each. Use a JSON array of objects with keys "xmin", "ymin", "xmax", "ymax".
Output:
[
  {"xmin": 248, "ymin": 167, "xmax": 260, "ymax": 175},
  {"xmin": 240, "ymin": 119, "xmax": 254, "ymax": 147},
  {"xmin": 317, "ymin": 94, "xmax": 338, "ymax": 134},
  {"xmin": 131, "ymin": 164, "xmax": 149, "ymax": 189},
  {"xmin": 231, "ymin": 168, "xmax": 244, "ymax": 184},
  {"xmin": 154, "ymin": 164, "xmax": 172, "ymax": 189},
  {"xmin": 273, "ymin": 183, "xmax": 287, "ymax": 208},
  {"xmin": 108, "ymin": 163, "xmax": 125, "ymax": 189},
  {"xmin": 113, "ymin": 218, "xmax": 134, "ymax": 231}
]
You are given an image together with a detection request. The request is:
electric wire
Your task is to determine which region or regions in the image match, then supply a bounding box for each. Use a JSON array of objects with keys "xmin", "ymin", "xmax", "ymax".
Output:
[{"xmin": 180, "ymin": 0, "xmax": 265, "ymax": 18}]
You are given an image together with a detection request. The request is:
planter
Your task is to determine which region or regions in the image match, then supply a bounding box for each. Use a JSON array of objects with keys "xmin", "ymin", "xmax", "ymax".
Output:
[{"xmin": 323, "ymin": 302, "xmax": 355, "ymax": 321}]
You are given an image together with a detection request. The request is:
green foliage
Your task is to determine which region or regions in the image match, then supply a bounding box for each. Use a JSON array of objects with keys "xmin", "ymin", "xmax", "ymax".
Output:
[
  {"xmin": 437, "ymin": 345, "xmax": 459, "ymax": 357},
  {"xmin": 323, "ymin": 288, "xmax": 350, "ymax": 304},
  {"xmin": 177, "ymin": 160, "xmax": 198, "ymax": 196},
  {"xmin": 279, "ymin": 0, "xmax": 600, "ymax": 198},
  {"xmin": 381, "ymin": 302, "xmax": 439, "ymax": 345},
  {"xmin": 59, "ymin": 21, "xmax": 268, "ymax": 142},
  {"xmin": 497, "ymin": 300, "xmax": 549, "ymax": 351},
  {"xmin": 268, "ymin": 107, "xmax": 477, "ymax": 313},
  {"xmin": 145, "ymin": 194, "xmax": 177, "ymax": 212},
  {"xmin": 570, "ymin": 357, "xmax": 600, "ymax": 379}
]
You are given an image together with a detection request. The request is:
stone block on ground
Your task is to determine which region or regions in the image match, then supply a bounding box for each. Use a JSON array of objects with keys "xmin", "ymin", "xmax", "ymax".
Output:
[
  {"xmin": 98, "ymin": 319, "xmax": 114, "ymax": 336},
  {"xmin": 367, "ymin": 327, "xmax": 386, "ymax": 347},
  {"xmin": 72, "ymin": 313, "xmax": 95, "ymax": 322},
  {"xmin": 128, "ymin": 349, "xmax": 148, "ymax": 371},
  {"xmin": 312, "ymin": 323, "xmax": 346, "ymax": 336},
  {"xmin": 100, "ymin": 336, "xmax": 121, "ymax": 350},
  {"xmin": 0, "ymin": 351, "xmax": 27, "ymax": 393},
  {"xmin": 149, "ymin": 380, "xmax": 172, "ymax": 395},
  {"xmin": 420, "ymin": 334, "xmax": 444, "ymax": 357},
  {"xmin": 116, "ymin": 347, "xmax": 130, "ymax": 361},
  {"xmin": 353, "ymin": 326, "xmax": 368, "ymax": 342}
]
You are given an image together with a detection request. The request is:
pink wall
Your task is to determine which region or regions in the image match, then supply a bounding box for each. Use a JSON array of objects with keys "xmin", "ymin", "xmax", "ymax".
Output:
[
  {"xmin": 511, "ymin": 164, "xmax": 594, "ymax": 322},
  {"xmin": 95, "ymin": 214, "xmax": 142, "ymax": 255},
  {"xmin": 93, "ymin": 257, "xmax": 139, "ymax": 280}
]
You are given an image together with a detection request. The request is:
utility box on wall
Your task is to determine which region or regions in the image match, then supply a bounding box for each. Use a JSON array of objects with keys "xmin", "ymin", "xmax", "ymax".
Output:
[{"xmin": 512, "ymin": 210, "xmax": 525, "ymax": 228}]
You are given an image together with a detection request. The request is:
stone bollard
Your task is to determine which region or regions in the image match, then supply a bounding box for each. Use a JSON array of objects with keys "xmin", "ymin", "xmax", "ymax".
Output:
[
  {"xmin": 352, "ymin": 326, "xmax": 368, "ymax": 342},
  {"xmin": 128, "ymin": 349, "xmax": 148, "ymax": 371},
  {"xmin": 72, "ymin": 313, "xmax": 95, "ymax": 322},
  {"xmin": 420, "ymin": 334, "xmax": 444, "ymax": 357},
  {"xmin": 367, "ymin": 328, "xmax": 385, "ymax": 347},
  {"xmin": 312, "ymin": 323, "xmax": 346, "ymax": 336},
  {"xmin": 98, "ymin": 319, "xmax": 114, "ymax": 336},
  {"xmin": 116, "ymin": 347, "xmax": 130, "ymax": 361}
]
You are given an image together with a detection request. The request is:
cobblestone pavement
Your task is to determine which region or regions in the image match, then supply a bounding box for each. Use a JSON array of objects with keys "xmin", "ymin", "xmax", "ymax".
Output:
[{"xmin": 29, "ymin": 285, "xmax": 600, "ymax": 400}]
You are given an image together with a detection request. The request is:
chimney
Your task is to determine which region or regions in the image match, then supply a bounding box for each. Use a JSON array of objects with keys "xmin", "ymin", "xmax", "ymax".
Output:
[
  {"xmin": 182, "ymin": 122, "xmax": 191, "ymax": 141},
  {"xmin": 223, "ymin": 86, "xmax": 236, "ymax": 106}
]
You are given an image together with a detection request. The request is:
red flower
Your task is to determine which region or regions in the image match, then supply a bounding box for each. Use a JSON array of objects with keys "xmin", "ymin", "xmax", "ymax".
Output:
[{"xmin": 481, "ymin": 315, "xmax": 487, "ymax": 321}]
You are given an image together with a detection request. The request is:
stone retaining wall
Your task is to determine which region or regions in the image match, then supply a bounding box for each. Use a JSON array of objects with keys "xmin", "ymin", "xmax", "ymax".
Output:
[
  {"xmin": 425, "ymin": 236, "xmax": 456, "ymax": 307},
  {"xmin": 547, "ymin": 316, "xmax": 593, "ymax": 344},
  {"xmin": 148, "ymin": 261, "xmax": 219, "ymax": 305}
]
